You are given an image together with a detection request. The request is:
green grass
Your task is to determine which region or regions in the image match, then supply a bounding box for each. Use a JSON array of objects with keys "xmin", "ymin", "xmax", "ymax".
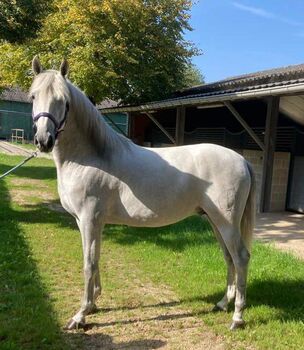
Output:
[
  {"xmin": 0, "ymin": 153, "xmax": 303, "ymax": 349},
  {"xmin": 104, "ymin": 223, "xmax": 304, "ymax": 349}
]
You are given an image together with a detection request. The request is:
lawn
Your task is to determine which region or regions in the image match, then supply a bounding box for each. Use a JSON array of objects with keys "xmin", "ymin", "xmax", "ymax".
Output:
[{"xmin": 0, "ymin": 153, "xmax": 303, "ymax": 349}]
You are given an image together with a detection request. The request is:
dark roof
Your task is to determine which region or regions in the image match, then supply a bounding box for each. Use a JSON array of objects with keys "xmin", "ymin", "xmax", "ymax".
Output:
[
  {"xmin": 0, "ymin": 87, "xmax": 29, "ymax": 103},
  {"xmin": 99, "ymin": 63, "xmax": 304, "ymax": 113},
  {"xmin": 176, "ymin": 63, "xmax": 304, "ymax": 97},
  {"xmin": 96, "ymin": 98, "xmax": 119, "ymax": 109}
]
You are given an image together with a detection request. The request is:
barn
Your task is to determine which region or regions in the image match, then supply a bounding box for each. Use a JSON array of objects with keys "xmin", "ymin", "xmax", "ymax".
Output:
[
  {"xmin": 100, "ymin": 64, "xmax": 304, "ymax": 214},
  {"xmin": 0, "ymin": 89, "xmax": 128, "ymax": 142},
  {"xmin": 0, "ymin": 87, "xmax": 33, "ymax": 141}
]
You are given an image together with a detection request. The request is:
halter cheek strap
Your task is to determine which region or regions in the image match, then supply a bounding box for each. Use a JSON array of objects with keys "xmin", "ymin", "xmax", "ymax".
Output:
[{"xmin": 32, "ymin": 104, "xmax": 69, "ymax": 139}]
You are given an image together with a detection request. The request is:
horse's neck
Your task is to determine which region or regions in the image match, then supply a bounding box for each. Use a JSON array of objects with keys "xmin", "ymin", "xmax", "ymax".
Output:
[{"xmin": 52, "ymin": 85, "xmax": 130, "ymax": 168}]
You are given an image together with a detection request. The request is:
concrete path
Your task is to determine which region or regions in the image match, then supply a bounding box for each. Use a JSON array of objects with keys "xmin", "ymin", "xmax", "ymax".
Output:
[
  {"xmin": 0, "ymin": 141, "xmax": 52, "ymax": 159},
  {"xmin": 255, "ymin": 212, "xmax": 304, "ymax": 259}
]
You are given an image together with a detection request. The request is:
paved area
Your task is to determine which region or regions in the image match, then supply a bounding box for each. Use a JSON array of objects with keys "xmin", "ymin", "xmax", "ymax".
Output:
[
  {"xmin": 255, "ymin": 212, "xmax": 304, "ymax": 259},
  {"xmin": 0, "ymin": 141, "xmax": 52, "ymax": 159}
]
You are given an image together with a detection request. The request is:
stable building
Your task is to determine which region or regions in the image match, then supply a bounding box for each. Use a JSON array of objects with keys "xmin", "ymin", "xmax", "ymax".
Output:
[
  {"xmin": 0, "ymin": 89, "xmax": 128, "ymax": 142},
  {"xmin": 0, "ymin": 87, "xmax": 33, "ymax": 141},
  {"xmin": 100, "ymin": 64, "xmax": 304, "ymax": 214}
]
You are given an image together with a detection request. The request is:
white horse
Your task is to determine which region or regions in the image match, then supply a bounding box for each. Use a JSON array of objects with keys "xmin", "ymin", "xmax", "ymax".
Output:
[{"xmin": 30, "ymin": 57, "xmax": 256, "ymax": 331}]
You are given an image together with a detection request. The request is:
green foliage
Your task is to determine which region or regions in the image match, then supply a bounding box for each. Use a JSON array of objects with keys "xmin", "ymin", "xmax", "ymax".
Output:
[
  {"xmin": 0, "ymin": 0, "xmax": 199, "ymax": 103},
  {"xmin": 0, "ymin": 0, "xmax": 52, "ymax": 43},
  {"xmin": 181, "ymin": 63, "xmax": 204, "ymax": 88}
]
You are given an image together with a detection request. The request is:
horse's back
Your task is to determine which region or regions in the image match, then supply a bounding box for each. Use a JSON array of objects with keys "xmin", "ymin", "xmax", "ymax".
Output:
[
  {"xmin": 146, "ymin": 143, "xmax": 249, "ymax": 181},
  {"xmin": 147, "ymin": 143, "xmax": 252, "ymax": 224}
]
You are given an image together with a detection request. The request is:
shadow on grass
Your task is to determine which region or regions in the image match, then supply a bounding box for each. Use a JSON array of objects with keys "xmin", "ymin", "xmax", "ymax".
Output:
[
  {"xmin": 104, "ymin": 216, "xmax": 215, "ymax": 252},
  {"xmin": 0, "ymin": 163, "xmax": 168, "ymax": 349},
  {"xmin": 86, "ymin": 309, "xmax": 210, "ymax": 330},
  {"xmin": 96, "ymin": 276, "xmax": 304, "ymax": 327},
  {"xmin": 0, "ymin": 162, "xmax": 57, "ymax": 181},
  {"xmin": 0, "ymin": 180, "xmax": 69, "ymax": 349},
  {"xmin": 65, "ymin": 333, "xmax": 166, "ymax": 350}
]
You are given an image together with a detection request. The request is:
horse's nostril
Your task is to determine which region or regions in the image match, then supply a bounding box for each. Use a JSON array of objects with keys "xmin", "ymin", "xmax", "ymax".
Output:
[
  {"xmin": 34, "ymin": 135, "xmax": 38, "ymax": 145},
  {"xmin": 47, "ymin": 134, "xmax": 54, "ymax": 149}
]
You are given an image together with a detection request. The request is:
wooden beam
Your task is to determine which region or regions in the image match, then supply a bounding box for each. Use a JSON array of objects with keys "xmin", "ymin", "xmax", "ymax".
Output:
[
  {"xmin": 175, "ymin": 106, "xmax": 186, "ymax": 146},
  {"xmin": 260, "ymin": 96, "xmax": 280, "ymax": 212},
  {"xmin": 126, "ymin": 112, "xmax": 131, "ymax": 138},
  {"xmin": 224, "ymin": 101, "xmax": 265, "ymax": 151},
  {"xmin": 144, "ymin": 112, "xmax": 176, "ymax": 144}
]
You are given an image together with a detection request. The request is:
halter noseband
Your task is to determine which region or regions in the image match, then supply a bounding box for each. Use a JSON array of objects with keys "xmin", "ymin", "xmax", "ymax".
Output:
[{"xmin": 32, "ymin": 103, "xmax": 69, "ymax": 139}]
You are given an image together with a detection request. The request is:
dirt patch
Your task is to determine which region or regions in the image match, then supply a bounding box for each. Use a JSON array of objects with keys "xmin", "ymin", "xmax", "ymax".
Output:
[
  {"xmin": 64, "ymin": 250, "xmax": 233, "ymax": 350},
  {"xmin": 81, "ymin": 304, "xmax": 226, "ymax": 350},
  {"xmin": 10, "ymin": 188, "xmax": 54, "ymax": 206},
  {"xmin": 7, "ymin": 177, "xmax": 56, "ymax": 206},
  {"xmin": 10, "ymin": 178, "xmax": 49, "ymax": 188}
]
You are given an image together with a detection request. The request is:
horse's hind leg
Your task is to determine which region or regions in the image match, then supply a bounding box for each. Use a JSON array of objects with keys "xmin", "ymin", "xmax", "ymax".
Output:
[
  {"xmin": 217, "ymin": 224, "xmax": 250, "ymax": 330},
  {"xmin": 207, "ymin": 218, "xmax": 236, "ymax": 312}
]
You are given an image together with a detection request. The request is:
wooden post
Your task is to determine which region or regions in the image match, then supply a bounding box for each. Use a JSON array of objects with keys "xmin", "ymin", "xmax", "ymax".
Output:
[
  {"xmin": 224, "ymin": 101, "xmax": 265, "ymax": 151},
  {"xmin": 126, "ymin": 112, "xmax": 131, "ymax": 138},
  {"xmin": 175, "ymin": 106, "xmax": 186, "ymax": 146},
  {"xmin": 260, "ymin": 96, "xmax": 280, "ymax": 212},
  {"xmin": 144, "ymin": 112, "xmax": 176, "ymax": 144}
]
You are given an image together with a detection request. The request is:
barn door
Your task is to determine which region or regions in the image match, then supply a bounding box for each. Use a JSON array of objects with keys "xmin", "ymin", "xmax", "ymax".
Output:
[{"xmin": 287, "ymin": 156, "xmax": 304, "ymax": 213}]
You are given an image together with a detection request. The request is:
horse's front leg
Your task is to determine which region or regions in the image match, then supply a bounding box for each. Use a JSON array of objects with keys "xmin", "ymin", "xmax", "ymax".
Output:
[
  {"xmin": 65, "ymin": 217, "xmax": 103, "ymax": 330},
  {"xmin": 76, "ymin": 218, "xmax": 102, "ymax": 313}
]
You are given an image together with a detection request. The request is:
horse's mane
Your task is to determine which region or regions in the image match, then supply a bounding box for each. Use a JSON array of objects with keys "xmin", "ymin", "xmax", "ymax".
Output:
[
  {"xmin": 31, "ymin": 70, "xmax": 132, "ymax": 154},
  {"xmin": 30, "ymin": 70, "xmax": 70, "ymax": 103}
]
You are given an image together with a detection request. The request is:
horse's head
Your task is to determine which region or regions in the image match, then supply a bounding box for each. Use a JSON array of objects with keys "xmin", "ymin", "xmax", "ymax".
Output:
[{"xmin": 30, "ymin": 56, "xmax": 70, "ymax": 152}]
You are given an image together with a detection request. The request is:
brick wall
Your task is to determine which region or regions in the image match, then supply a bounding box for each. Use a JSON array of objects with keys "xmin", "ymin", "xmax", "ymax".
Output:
[
  {"xmin": 239, "ymin": 150, "xmax": 290, "ymax": 212},
  {"xmin": 270, "ymin": 152, "xmax": 290, "ymax": 211}
]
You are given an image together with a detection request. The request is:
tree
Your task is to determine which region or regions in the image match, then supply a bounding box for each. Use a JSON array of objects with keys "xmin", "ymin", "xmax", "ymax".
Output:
[
  {"xmin": 0, "ymin": 0, "xmax": 200, "ymax": 104},
  {"xmin": 182, "ymin": 63, "xmax": 204, "ymax": 88},
  {"xmin": 0, "ymin": 0, "xmax": 52, "ymax": 43}
]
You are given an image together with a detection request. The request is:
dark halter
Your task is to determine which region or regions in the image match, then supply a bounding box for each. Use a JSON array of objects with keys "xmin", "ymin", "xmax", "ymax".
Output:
[{"xmin": 32, "ymin": 103, "xmax": 69, "ymax": 139}]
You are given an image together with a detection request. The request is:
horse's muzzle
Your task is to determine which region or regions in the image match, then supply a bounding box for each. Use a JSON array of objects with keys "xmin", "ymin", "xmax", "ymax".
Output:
[{"xmin": 34, "ymin": 133, "xmax": 54, "ymax": 152}]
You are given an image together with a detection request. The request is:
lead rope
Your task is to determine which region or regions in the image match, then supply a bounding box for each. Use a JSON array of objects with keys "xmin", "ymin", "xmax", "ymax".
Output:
[{"xmin": 0, "ymin": 151, "xmax": 38, "ymax": 180}]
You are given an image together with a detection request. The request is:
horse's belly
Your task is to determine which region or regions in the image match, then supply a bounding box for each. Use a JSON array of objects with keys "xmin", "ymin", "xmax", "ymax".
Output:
[{"xmin": 105, "ymin": 190, "xmax": 198, "ymax": 227}]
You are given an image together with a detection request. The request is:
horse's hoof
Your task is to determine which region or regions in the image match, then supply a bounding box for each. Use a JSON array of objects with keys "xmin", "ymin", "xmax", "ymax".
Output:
[
  {"xmin": 229, "ymin": 320, "xmax": 245, "ymax": 331},
  {"xmin": 212, "ymin": 304, "xmax": 227, "ymax": 312},
  {"xmin": 64, "ymin": 318, "xmax": 86, "ymax": 331}
]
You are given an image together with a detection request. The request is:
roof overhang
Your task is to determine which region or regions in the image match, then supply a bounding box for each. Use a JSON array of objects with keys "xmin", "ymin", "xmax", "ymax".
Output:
[{"xmin": 100, "ymin": 80, "xmax": 304, "ymax": 114}]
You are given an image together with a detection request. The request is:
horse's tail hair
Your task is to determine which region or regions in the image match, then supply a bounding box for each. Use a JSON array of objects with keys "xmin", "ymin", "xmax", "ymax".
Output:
[{"xmin": 241, "ymin": 161, "xmax": 256, "ymax": 253}]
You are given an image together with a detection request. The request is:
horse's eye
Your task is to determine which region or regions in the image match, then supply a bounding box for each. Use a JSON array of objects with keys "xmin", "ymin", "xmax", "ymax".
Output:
[{"xmin": 31, "ymin": 95, "xmax": 35, "ymax": 100}]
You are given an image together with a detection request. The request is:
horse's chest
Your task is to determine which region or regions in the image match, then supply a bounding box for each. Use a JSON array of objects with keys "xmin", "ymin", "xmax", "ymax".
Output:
[{"xmin": 57, "ymin": 175, "xmax": 86, "ymax": 217}]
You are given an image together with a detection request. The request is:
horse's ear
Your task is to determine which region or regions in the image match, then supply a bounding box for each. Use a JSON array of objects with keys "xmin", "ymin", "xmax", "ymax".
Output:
[
  {"xmin": 60, "ymin": 58, "xmax": 69, "ymax": 78},
  {"xmin": 32, "ymin": 55, "xmax": 43, "ymax": 75}
]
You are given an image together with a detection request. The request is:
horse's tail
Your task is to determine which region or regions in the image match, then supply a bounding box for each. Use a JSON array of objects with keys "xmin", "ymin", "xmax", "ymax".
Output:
[{"xmin": 241, "ymin": 161, "xmax": 256, "ymax": 253}]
